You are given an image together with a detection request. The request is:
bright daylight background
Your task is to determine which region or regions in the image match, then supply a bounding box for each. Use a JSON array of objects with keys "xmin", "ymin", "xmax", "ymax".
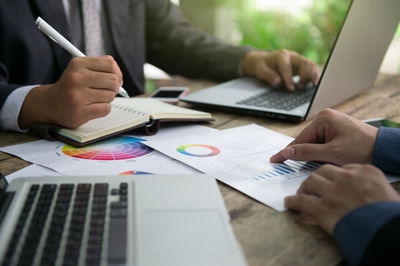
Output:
[
  {"xmin": 179, "ymin": 0, "xmax": 400, "ymax": 71},
  {"xmin": 145, "ymin": 0, "xmax": 400, "ymax": 84}
]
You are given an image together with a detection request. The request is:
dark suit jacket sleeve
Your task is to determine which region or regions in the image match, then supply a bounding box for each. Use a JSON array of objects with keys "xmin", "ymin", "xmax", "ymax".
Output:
[
  {"xmin": 333, "ymin": 202, "xmax": 400, "ymax": 266},
  {"xmin": 372, "ymin": 127, "xmax": 400, "ymax": 175},
  {"xmin": 145, "ymin": 0, "xmax": 255, "ymax": 81},
  {"xmin": 0, "ymin": 0, "xmax": 72, "ymax": 110},
  {"xmin": 0, "ymin": 62, "xmax": 20, "ymax": 109},
  {"xmin": 359, "ymin": 215, "xmax": 400, "ymax": 266}
]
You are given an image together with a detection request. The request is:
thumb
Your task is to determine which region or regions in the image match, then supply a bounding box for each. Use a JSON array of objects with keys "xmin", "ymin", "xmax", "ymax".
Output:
[{"xmin": 270, "ymin": 143, "xmax": 331, "ymax": 163}]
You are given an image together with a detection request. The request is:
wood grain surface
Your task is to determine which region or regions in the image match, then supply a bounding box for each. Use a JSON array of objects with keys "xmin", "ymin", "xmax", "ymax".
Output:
[{"xmin": 1, "ymin": 73, "xmax": 399, "ymax": 266}]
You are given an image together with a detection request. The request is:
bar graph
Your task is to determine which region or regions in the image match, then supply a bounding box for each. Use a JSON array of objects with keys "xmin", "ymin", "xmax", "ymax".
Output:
[{"xmin": 255, "ymin": 161, "xmax": 321, "ymax": 181}]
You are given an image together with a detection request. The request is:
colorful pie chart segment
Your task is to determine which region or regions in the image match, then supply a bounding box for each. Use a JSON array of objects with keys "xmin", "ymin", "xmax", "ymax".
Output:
[
  {"xmin": 119, "ymin": 170, "xmax": 152, "ymax": 175},
  {"xmin": 62, "ymin": 136, "xmax": 152, "ymax": 161},
  {"xmin": 176, "ymin": 144, "xmax": 220, "ymax": 157}
]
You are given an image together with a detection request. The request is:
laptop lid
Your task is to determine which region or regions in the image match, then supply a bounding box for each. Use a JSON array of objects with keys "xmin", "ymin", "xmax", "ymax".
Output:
[
  {"xmin": 180, "ymin": 0, "xmax": 400, "ymax": 121},
  {"xmin": 306, "ymin": 0, "xmax": 400, "ymax": 119}
]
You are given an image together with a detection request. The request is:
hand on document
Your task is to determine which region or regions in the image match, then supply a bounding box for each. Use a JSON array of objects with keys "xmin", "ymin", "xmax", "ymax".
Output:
[
  {"xmin": 241, "ymin": 50, "xmax": 320, "ymax": 92},
  {"xmin": 19, "ymin": 56, "xmax": 122, "ymax": 129},
  {"xmin": 270, "ymin": 108, "xmax": 378, "ymax": 166},
  {"xmin": 271, "ymin": 108, "xmax": 397, "ymax": 236},
  {"xmin": 284, "ymin": 163, "xmax": 400, "ymax": 234}
]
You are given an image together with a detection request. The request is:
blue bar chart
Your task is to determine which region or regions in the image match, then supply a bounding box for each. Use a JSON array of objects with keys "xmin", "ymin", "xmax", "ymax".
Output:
[{"xmin": 255, "ymin": 161, "xmax": 321, "ymax": 181}]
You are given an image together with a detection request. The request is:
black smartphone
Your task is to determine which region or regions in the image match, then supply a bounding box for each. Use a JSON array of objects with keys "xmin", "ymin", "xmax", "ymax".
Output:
[{"xmin": 149, "ymin": 87, "xmax": 189, "ymax": 104}]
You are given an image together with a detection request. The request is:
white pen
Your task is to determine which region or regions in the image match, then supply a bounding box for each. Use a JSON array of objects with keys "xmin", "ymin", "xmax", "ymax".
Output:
[{"xmin": 35, "ymin": 16, "xmax": 129, "ymax": 98}]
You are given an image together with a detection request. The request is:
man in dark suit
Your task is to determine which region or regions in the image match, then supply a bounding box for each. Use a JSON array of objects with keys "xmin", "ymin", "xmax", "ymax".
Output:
[
  {"xmin": 0, "ymin": 0, "xmax": 319, "ymax": 131},
  {"xmin": 271, "ymin": 108, "xmax": 400, "ymax": 266}
]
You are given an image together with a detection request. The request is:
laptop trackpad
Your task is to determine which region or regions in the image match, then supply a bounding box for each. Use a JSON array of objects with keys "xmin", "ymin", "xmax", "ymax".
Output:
[{"xmin": 142, "ymin": 210, "xmax": 233, "ymax": 266}]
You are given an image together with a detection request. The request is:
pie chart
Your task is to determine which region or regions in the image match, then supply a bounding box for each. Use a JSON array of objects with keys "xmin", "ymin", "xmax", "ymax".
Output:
[
  {"xmin": 62, "ymin": 136, "xmax": 152, "ymax": 161},
  {"xmin": 119, "ymin": 170, "xmax": 152, "ymax": 175}
]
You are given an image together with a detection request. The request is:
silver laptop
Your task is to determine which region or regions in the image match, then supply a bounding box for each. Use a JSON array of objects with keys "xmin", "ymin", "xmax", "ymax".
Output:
[
  {"xmin": 0, "ymin": 174, "xmax": 246, "ymax": 266},
  {"xmin": 181, "ymin": 0, "xmax": 400, "ymax": 121}
]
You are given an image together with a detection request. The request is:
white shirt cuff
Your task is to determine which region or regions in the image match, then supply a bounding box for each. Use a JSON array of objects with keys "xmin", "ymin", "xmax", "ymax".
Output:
[{"xmin": 0, "ymin": 85, "xmax": 37, "ymax": 132}]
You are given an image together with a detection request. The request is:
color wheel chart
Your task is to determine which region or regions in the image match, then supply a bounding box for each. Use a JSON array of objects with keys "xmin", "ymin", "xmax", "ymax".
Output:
[
  {"xmin": 62, "ymin": 136, "xmax": 152, "ymax": 161},
  {"xmin": 176, "ymin": 144, "xmax": 220, "ymax": 157},
  {"xmin": 119, "ymin": 170, "xmax": 152, "ymax": 175},
  {"xmin": 255, "ymin": 161, "xmax": 321, "ymax": 181}
]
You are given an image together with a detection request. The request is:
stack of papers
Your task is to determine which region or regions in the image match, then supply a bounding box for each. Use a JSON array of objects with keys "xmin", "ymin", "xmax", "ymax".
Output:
[
  {"xmin": 145, "ymin": 124, "xmax": 319, "ymax": 211},
  {"xmin": 4, "ymin": 123, "xmax": 399, "ymax": 212},
  {"xmin": 2, "ymin": 124, "xmax": 216, "ymax": 180}
]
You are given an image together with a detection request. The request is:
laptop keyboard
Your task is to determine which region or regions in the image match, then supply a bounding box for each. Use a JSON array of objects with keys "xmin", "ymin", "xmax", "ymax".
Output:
[
  {"xmin": 236, "ymin": 88, "xmax": 315, "ymax": 111},
  {"xmin": 2, "ymin": 182, "xmax": 129, "ymax": 266}
]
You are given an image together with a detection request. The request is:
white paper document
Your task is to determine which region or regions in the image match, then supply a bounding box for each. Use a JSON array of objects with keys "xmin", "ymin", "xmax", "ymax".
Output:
[
  {"xmin": 130, "ymin": 124, "xmax": 218, "ymax": 141},
  {"xmin": 6, "ymin": 164, "xmax": 62, "ymax": 183},
  {"xmin": 145, "ymin": 124, "xmax": 320, "ymax": 211},
  {"xmin": 0, "ymin": 135, "xmax": 199, "ymax": 176}
]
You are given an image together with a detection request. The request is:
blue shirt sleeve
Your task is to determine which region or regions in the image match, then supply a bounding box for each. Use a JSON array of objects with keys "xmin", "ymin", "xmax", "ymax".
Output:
[
  {"xmin": 333, "ymin": 202, "xmax": 400, "ymax": 266},
  {"xmin": 372, "ymin": 127, "xmax": 400, "ymax": 175}
]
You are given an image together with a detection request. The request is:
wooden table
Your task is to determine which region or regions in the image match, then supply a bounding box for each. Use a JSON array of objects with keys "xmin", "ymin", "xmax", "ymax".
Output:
[{"xmin": 1, "ymin": 73, "xmax": 400, "ymax": 266}]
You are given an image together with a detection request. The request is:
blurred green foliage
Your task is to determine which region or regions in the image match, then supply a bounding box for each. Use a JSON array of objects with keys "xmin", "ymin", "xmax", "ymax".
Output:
[
  {"xmin": 396, "ymin": 24, "xmax": 400, "ymax": 38},
  {"xmin": 235, "ymin": 0, "xmax": 351, "ymax": 65},
  {"xmin": 201, "ymin": 0, "xmax": 243, "ymax": 7},
  {"xmin": 144, "ymin": 78, "xmax": 157, "ymax": 93}
]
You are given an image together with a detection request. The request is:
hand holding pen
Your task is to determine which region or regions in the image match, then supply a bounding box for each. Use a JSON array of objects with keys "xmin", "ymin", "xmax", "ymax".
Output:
[
  {"xmin": 17, "ymin": 17, "xmax": 127, "ymax": 129},
  {"xmin": 35, "ymin": 17, "xmax": 129, "ymax": 98}
]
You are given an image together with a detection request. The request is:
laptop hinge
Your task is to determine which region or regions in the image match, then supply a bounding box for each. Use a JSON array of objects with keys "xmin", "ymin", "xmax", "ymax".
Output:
[
  {"xmin": 0, "ymin": 172, "xmax": 14, "ymax": 226},
  {"xmin": 0, "ymin": 171, "xmax": 7, "ymax": 198},
  {"xmin": 0, "ymin": 192, "xmax": 15, "ymax": 227}
]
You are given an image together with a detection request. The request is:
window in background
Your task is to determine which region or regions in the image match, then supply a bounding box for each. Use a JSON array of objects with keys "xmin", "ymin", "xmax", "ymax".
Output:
[
  {"xmin": 179, "ymin": 0, "xmax": 242, "ymax": 45},
  {"xmin": 180, "ymin": 0, "xmax": 350, "ymax": 66},
  {"xmin": 380, "ymin": 26, "xmax": 400, "ymax": 74},
  {"xmin": 180, "ymin": 0, "xmax": 400, "ymax": 74},
  {"xmin": 236, "ymin": 0, "xmax": 351, "ymax": 66},
  {"xmin": 253, "ymin": 0, "xmax": 312, "ymax": 14}
]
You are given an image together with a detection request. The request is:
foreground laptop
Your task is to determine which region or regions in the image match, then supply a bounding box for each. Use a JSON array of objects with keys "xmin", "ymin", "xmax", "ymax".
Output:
[
  {"xmin": 0, "ymin": 174, "xmax": 246, "ymax": 266},
  {"xmin": 181, "ymin": 0, "xmax": 400, "ymax": 121}
]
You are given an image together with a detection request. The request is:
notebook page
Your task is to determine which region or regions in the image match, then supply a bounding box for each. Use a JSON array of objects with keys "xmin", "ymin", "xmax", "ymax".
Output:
[
  {"xmin": 117, "ymin": 98, "xmax": 211, "ymax": 119},
  {"xmin": 57, "ymin": 99, "xmax": 149, "ymax": 141}
]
